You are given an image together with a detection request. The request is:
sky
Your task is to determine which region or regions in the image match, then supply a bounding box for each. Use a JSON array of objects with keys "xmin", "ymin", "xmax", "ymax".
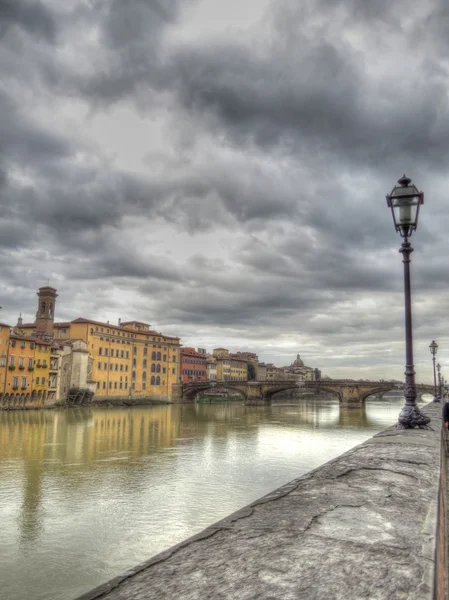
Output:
[{"xmin": 1, "ymin": 0, "xmax": 449, "ymax": 382}]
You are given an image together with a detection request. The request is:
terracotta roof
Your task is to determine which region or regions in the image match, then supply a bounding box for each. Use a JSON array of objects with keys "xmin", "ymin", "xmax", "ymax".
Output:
[
  {"xmin": 54, "ymin": 322, "xmax": 71, "ymax": 328},
  {"xmin": 70, "ymin": 317, "xmax": 180, "ymax": 340},
  {"xmin": 10, "ymin": 334, "xmax": 51, "ymax": 345},
  {"xmin": 0, "ymin": 322, "xmax": 11, "ymax": 328}
]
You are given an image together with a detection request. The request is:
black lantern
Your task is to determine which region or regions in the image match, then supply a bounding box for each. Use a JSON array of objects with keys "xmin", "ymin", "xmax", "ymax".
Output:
[
  {"xmin": 430, "ymin": 340, "xmax": 438, "ymax": 356},
  {"xmin": 386, "ymin": 175, "xmax": 424, "ymax": 238}
]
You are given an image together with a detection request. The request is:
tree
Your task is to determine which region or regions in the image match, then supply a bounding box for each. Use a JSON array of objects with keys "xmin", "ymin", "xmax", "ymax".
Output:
[{"xmin": 247, "ymin": 362, "xmax": 256, "ymax": 381}]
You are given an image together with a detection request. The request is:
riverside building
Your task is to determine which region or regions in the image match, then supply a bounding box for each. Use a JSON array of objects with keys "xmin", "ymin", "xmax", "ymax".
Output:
[{"xmin": 1, "ymin": 286, "xmax": 180, "ymax": 406}]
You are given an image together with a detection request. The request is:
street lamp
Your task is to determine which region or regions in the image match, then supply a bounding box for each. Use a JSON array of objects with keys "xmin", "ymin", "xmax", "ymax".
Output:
[
  {"xmin": 429, "ymin": 340, "xmax": 438, "ymax": 401},
  {"xmin": 437, "ymin": 363, "xmax": 442, "ymax": 398},
  {"xmin": 386, "ymin": 175, "xmax": 429, "ymax": 429}
]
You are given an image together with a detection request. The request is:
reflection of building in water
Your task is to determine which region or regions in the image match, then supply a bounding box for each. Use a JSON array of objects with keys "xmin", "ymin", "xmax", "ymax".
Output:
[{"xmin": 0, "ymin": 411, "xmax": 54, "ymax": 544}]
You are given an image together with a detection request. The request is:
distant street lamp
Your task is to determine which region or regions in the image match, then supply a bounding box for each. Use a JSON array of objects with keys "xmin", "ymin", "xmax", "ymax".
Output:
[
  {"xmin": 429, "ymin": 340, "xmax": 438, "ymax": 401},
  {"xmin": 437, "ymin": 363, "xmax": 442, "ymax": 398},
  {"xmin": 386, "ymin": 175, "xmax": 429, "ymax": 429}
]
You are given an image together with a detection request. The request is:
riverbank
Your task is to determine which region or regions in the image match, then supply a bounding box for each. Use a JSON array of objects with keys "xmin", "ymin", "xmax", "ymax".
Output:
[{"xmin": 76, "ymin": 402, "xmax": 445, "ymax": 600}]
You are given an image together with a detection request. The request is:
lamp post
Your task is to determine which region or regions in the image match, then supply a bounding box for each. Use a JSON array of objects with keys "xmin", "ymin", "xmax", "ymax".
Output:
[
  {"xmin": 429, "ymin": 340, "xmax": 438, "ymax": 401},
  {"xmin": 386, "ymin": 175, "xmax": 430, "ymax": 429},
  {"xmin": 437, "ymin": 363, "xmax": 442, "ymax": 399}
]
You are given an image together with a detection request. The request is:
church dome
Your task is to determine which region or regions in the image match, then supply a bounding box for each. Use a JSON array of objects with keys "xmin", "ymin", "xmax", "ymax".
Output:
[{"xmin": 292, "ymin": 354, "xmax": 304, "ymax": 367}]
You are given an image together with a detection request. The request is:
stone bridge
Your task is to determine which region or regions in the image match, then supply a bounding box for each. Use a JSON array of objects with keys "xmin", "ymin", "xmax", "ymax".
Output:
[{"xmin": 173, "ymin": 380, "xmax": 435, "ymax": 408}]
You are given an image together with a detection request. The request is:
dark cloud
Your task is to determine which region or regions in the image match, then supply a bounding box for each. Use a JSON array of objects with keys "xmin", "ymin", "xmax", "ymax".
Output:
[
  {"xmin": 0, "ymin": 0, "xmax": 448, "ymax": 379},
  {"xmin": 0, "ymin": 0, "xmax": 56, "ymax": 41}
]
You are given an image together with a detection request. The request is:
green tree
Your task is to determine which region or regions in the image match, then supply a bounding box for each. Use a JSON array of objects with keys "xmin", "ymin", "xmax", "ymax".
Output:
[{"xmin": 247, "ymin": 362, "xmax": 256, "ymax": 381}]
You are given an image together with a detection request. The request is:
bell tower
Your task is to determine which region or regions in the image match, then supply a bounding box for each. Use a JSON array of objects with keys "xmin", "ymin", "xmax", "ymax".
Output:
[{"xmin": 35, "ymin": 286, "xmax": 58, "ymax": 339}]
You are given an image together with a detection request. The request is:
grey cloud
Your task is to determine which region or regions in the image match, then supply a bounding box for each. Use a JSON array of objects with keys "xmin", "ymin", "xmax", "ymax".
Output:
[{"xmin": 0, "ymin": 0, "xmax": 56, "ymax": 42}]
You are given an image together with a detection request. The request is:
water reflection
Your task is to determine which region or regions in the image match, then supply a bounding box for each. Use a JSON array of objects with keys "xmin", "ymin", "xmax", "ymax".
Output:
[{"xmin": 0, "ymin": 395, "xmax": 428, "ymax": 600}]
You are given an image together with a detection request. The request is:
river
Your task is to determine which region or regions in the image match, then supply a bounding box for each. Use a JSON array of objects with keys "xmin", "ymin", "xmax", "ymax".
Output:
[{"xmin": 0, "ymin": 394, "xmax": 429, "ymax": 600}]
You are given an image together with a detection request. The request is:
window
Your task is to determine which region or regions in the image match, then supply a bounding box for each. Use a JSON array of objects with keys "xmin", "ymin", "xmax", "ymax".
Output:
[
  {"xmin": 116, "ymin": 349, "xmax": 119, "ymax": 357},
  {"xmin": 125, "ymin": 365, "xmax": 128, "ymax": 372},
  {"xmin": 13, "ymin": 376, "xmax": 18, "ymax": 387},
  {"xmin": 156, "ymin": 352, "xmax": 161, "ymax": 361},
  {"xmin": 97, "ymin": 382, "xmax": 100, "ymax": 389},
  {"xmin": 156, "ymin": 376, "xmax": 160, "ymax": 385},
  {"xmin": 172, "ymin": 356, "xmax": 176, "ymax": 362},
  {"xmin": 10, "ymin": 340, "xmax": 16, "ymax": 348},
  {"xmin": 104, "ymin": 362, "xmax": 107, "ymax": 369},
  {"xmin": 19, "ymin": 357, "xmax": 24, "ymax": 367},
  {"xmin": 42, "ymin": 377, "xmax": 45, "ymax": 384},
  {"xmin": 105, "ymin": 348, "xmax": 108, "ymax": 356},
  {"xmin": 110, "ymin": 363, "xmax": 113, "ymax": 370},
  {"xmin": 99, "ymin": 347, "xmax": 103, "ymax": 356},
  {"xmin": 120, "ymin": 364, "xmax": 123, "ymax": 371},
  {"xmin": 121, "ymin": 350, "xmax": 124, "ymax": 358},
  {"xmin": 132, "ymin": 371, "xmax": 136, "ymax": 379},
  {"xmin": 152, "ymin": 351, "xmax": 156, "ymax": 360},
  {"xmin": 20, "ymin": 341, "xmax": 26, "ymax": 349},
  {"xmin": 133, "ymin": 358, "xmax": 136, "ymax": 367},
  {"xmin": 163, "ymin": 354, "xmax": 166, "ymax": 361},
  {"xmin": 126, "ymin": 351, "xmax": 129, "ymax": 359},
  {"xmin": 109, "ymin": 382, "xmax": 112, "ymax": 389},
  {"xmin": 9, "ymin": 356, "xmax": 15, "ymax": 366},
  {"xmin": 156, "ymin": 364, "xmax": 161, "ymax": 373},
  {"xmin": 125, "ymin": 382, "xmax": 128, "ymax": 389},
  {"xmin": 151, "ymin": 376, "xmax": 155, "ymax": 385},
  {"xmin": 98, "ymin": 362, "xmax": 102, "ymax": 370},
  {"xmin": 36, "ymin": 377, "xmax": 40, "ymax": 384},
  {"xmin": 114, "ymin": 382, "xmax": 117, "ymax": 389},
  {"xmin": 143, "ymin": 348, "xmax": 147, "ymax": 357},
  {"xmin": 30, "ymin": 342, "xmax": 35, "ymax": 349},
  {"xmin": 21, "ymin": 377, "xmax": 27, "ymax": 388},
  {"xmin": 115, "ymin": 364, "xmax": 118, "ymax": 371},
  {"xmin": 163, "ymin": 367, "xmax": 166, "ymax": 374},
  {"xmin": 120, "ymin": 382, "xmax": 123, "ymax": 389},
  {"xmin": 103, "ymin": 382, "xmax": 106, "ymax": 389},
  {"xmin": 172, "ymin": 368, "xmax": 175, "ymax": 374},
  {"xmin": 143, "ymin": 359, "xmax": 147, "ymax": 368},
  {"xmin": 133, "ymin": 346, "xmax": 137, "ymax": 354},
  {"xmin": 151, "ymin": 364, "xmax": 155, "ymax": 373}
]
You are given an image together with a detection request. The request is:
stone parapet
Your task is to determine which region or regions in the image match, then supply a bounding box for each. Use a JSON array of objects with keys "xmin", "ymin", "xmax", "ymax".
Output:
[{"xmin": 76, "ymin": 403, "xmax": 446, "ymax": 600}]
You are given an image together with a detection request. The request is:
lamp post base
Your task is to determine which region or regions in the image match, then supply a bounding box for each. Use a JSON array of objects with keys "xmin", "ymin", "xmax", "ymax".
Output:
[
  {"xmin": 433, "ymin": 395, "xmax": 441, "ymax": 403},
  {"xmin": 396, "ymin": 405, "xmax": 431, "ymax": 430}
]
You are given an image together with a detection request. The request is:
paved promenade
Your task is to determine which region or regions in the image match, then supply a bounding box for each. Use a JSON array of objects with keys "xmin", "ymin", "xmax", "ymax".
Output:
[{"xmin": 77, "ymin": 403, "xmax": 445, "ymax": 600}]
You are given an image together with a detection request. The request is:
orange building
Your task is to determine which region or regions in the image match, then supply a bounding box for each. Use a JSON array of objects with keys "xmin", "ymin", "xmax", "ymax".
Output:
[{"xmin": 180, "ymin": 347, "xmax": 207, "ymax": 383}]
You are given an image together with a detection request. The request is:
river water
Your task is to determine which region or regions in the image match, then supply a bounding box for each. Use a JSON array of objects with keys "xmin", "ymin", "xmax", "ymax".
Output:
[{"xmin": 0, "ymin": 394, "xmax": 429, "ymax": 600}]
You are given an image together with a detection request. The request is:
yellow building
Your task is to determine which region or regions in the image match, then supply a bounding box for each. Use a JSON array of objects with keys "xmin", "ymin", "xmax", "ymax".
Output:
[
  {"xmin": 229, "ymin": 356, "xmax": 248, "ymax": 381},
  {"xmin": 0, "ymin": 330, "xmax": 52, "ymax": 400},
  {"xmin": 68, "ymin": 318, "xmax": 180, "ymax": 399},
  {"xmin": 1, "ymin": 287, "xmax": 181, "ymax": 405}
]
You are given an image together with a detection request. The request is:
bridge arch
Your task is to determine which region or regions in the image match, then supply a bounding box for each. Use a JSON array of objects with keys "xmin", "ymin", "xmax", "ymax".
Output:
[{"xmin": 182, "ymin": 383, "xmax": 247, "ymax": 402}]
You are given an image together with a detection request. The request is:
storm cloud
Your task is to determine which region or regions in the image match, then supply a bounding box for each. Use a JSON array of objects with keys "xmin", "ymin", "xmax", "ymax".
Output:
[{"xmin": 0, "ymin": 0, "xmax": 448, "ymax": 381}]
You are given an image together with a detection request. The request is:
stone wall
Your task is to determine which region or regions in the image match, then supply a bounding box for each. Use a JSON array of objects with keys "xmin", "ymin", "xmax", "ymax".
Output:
[{"xmin": 76, "ymin": 402, "xmax": 447, "ymax": 600}]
